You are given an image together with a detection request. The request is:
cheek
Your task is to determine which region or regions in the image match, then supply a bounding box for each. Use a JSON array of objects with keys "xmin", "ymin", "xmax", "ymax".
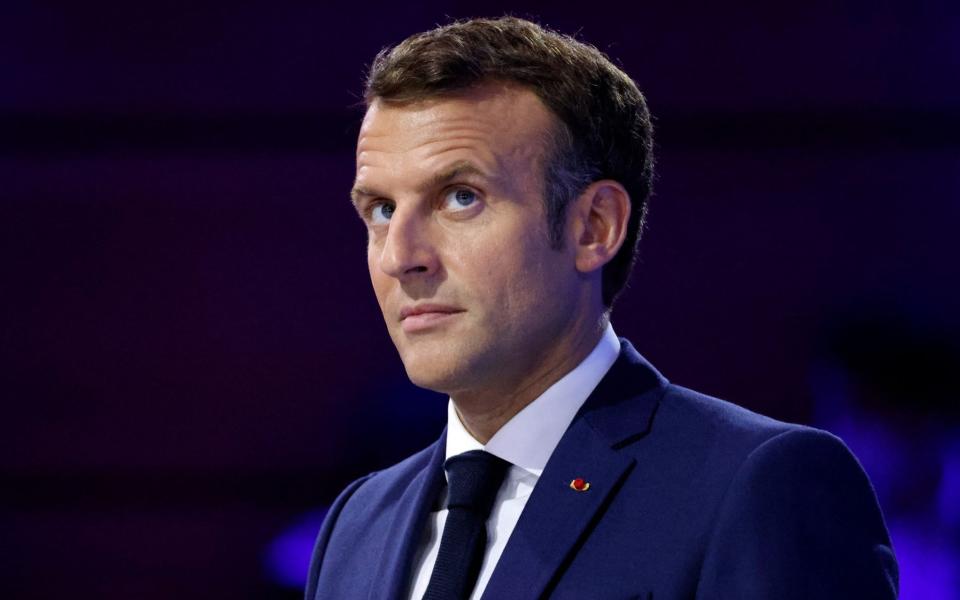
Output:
[
  {"xmin": 484, "ymin": 243, "xmax": 552, "ymax": 311},
  {"xmin": 509, "ymin": 240, "xmax": 575, "ymax": 308}
]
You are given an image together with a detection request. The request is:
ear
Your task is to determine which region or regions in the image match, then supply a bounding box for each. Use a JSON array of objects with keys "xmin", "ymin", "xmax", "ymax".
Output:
[{"xmin": 569, "ymin": 180, "xmax": 631, "ymax": 274}]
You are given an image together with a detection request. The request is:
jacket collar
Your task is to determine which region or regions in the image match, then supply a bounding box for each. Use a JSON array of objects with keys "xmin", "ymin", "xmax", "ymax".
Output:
[
  {"xmin": 481, "ymin": 338, "xmax": 668, "ymax": 599},
  {"xmin": 370, "ymin": 431, "xmax": 447, "ymax": 600},
  {"xmin": 580, "ymin": 338, "xmax": 668, "ymax": 448}
]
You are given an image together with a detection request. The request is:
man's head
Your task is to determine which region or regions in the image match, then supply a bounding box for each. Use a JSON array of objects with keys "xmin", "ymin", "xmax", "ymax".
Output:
[
  {"xmin": 352, "ymin": 17, "xmax": 653, "ymax": 405},
  {"xmin": 365, "ymin": 16, "xmax": 654, "ymax": 309}
]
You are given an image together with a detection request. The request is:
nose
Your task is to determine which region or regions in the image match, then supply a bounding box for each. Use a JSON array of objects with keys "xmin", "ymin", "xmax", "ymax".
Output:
[{"xmin": 378, "ymin": 209, "xmax": 438, "ymax": 279}]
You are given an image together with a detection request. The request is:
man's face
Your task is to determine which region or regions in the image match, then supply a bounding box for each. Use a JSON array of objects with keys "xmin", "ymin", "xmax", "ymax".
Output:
[{"xmin": 352, "ymin": 84, "xmax": 585, "ymax": 397}]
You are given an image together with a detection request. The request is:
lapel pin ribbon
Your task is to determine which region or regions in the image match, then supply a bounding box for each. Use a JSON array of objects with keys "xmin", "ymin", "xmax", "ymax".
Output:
[{"xmin": 569, "ymin": 478, "xmax": 590, "ymax": 492}]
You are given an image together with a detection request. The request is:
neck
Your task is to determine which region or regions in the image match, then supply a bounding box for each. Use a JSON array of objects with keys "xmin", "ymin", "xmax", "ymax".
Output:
[{"xmin": 451, "ymin": 312, "xmax": 608, "ymax": 444}]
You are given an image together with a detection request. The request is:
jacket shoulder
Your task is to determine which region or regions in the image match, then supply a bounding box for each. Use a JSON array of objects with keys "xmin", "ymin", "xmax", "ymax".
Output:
[
  {"xmin": 657, "ymin": 383, "xmax": 809, "ymax": 454},
  {"xmin": 328, "ymin": 439, "xmax": 439, "ymax": 528},
  {"xmin": 305, "ymin": 439, "xmax": 443, "ymax": 599},
  {"xmin": 583, "ymin": 379, "xmax": 896, "ymax": 597}
]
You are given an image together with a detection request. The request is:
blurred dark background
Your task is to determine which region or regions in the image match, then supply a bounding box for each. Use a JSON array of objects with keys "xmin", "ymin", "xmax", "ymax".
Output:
[{"xmin": 2, "ymin": 0, "xmax": 959, "ymax": 598}]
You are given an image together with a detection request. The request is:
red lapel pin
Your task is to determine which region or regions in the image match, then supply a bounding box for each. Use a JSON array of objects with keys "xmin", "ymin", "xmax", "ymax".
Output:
[{"xmin": 569, "ymin": 477, "xmax": 590, "ymax": 492}]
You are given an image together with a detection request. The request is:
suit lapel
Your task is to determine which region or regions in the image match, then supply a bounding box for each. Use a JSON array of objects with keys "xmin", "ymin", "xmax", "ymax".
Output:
[
  {"xmin": 481, "ymin": 339, "xmax": 667, "ymax": 599},
  {"xmin": 481, "ymin": 417, "xmax": 635, "ymax": 599},
  {"xmin": 369, "ymin": 431, "xmax": 447, "ymax": 600}
]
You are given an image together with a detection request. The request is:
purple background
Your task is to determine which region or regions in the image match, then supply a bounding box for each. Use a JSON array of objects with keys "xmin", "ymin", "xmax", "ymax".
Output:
[{"xmin": 3, "ymin": 1, "xmax": 959, "ymax": 598}]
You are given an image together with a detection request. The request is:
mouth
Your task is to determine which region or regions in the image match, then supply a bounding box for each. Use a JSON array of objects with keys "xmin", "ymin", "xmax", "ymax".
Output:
[{"xmin": 399, "ymin": 304, "xmax": 465, "ymax": 333}]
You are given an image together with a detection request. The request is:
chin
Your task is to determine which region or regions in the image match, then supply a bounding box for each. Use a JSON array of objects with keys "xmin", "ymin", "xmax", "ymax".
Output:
[
  {"xmin": 399, "ymin": 348, "xmax": 476, "ymax": 395},
  {"xmin": 402, "ymin": 361, "xmax": 460, "ymax": 394},
  {"xmin": 393, "ymin": 329, "xmax": 501, "ymax": 394}
]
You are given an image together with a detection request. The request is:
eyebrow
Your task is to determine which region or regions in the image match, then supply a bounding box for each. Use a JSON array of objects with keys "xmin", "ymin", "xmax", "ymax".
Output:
[
  {"xmin": 423, "ymin": 160, "xmax": 488, "ymax": 191},
  {"xmin": 350, "ymin": 160, "xmax": 489, "ymax": 208}
]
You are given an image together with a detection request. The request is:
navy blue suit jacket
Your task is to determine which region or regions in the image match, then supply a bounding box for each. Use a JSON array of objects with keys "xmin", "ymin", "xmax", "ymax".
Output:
[{"xmin": 306, "ymin": 339, "xmax": 898, "ymax": 599}]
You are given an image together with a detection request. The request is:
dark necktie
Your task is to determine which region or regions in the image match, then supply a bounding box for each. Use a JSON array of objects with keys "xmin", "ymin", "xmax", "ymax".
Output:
[{"xmin": 422, "ymin": 449, "xmax": 510, "ymax": 600}]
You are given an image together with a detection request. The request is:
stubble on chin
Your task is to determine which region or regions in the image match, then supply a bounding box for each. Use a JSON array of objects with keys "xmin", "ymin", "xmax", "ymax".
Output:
[{"xmin": 395, "ymin": 333, "xmax": 489, "ymax": 395}]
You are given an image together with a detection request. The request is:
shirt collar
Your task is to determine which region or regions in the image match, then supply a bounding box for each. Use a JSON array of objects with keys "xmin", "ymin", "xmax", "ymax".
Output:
[{"xmin": 445, "ymin": 323, "xmax": 621, "ymax": 476}]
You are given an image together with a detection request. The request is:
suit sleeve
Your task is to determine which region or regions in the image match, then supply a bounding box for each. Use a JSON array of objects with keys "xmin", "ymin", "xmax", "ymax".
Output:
[
  {"xmin": 696, "ymin": 428, "xmax": 899, "ymax": 599},
  {"xmin": 304, "ymin": 473, "xmax": 376, "ymax": 600}
]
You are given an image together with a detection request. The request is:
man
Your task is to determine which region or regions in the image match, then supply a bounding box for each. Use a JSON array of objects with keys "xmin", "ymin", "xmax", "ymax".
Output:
[{"xmin": 306, "ymin": 16, "xmax": 898, "ymax": 600}]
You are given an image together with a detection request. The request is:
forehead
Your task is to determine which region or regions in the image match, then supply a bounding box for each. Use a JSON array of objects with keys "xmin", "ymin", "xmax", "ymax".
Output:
[{"xmin": 355, "ymin": 84, "xmax": 556, "ymax": 179}]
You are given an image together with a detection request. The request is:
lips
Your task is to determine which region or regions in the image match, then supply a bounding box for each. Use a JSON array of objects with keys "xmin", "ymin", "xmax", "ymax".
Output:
[
  {"xmin": 399, "ymin": 304, "xmax": 465, "ymax": 333},
  {"xmin": 399, "ymin": 304, "xmax": 462, "ymax": 320}
]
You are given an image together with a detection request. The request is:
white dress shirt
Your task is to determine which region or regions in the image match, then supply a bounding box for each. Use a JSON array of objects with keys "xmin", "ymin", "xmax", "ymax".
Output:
[{"xmin": 406, "ymin": 324, "xmax": 621, "ymax": 599}]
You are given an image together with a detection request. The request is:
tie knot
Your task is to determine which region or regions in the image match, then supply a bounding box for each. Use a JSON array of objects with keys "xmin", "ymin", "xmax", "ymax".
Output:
[{"xmin": 444, "ymin": 450, "xmax": 510, "ymax": 512}]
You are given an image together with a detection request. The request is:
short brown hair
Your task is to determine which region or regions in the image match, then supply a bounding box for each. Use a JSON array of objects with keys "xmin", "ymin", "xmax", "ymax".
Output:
[{"xmin": 365, "ymin": 16, "xmax": 654, "ymax": 308}]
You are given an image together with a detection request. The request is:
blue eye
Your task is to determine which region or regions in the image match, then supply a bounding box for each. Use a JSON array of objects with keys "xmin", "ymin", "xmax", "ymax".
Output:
[
  {"xmin": 443, "ymin": 188, "xmax": 478, "ymax": 211},
  {"xmin": 370, "ymin": 202, "xmax": 395, "ymax": 225}
]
